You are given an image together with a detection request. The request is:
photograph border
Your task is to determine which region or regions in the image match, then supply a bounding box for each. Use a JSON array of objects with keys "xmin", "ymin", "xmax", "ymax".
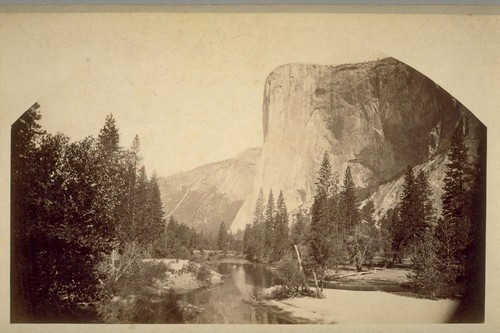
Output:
[{"xmin": 1, "ymin": 4, "xmax": 498, "ymax": 332}]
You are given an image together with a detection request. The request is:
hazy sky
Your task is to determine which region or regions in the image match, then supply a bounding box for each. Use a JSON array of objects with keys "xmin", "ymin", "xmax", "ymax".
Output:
[{"xmin": 0, "ymin": 12, "xmax": 385, "ymax": 177}]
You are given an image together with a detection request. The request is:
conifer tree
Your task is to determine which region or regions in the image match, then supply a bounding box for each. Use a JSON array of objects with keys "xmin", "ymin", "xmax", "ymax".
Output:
[
  {"xmin": 217, "ymin": 222, "xmax": 227, "ymax": 252},
  {"xmin": 98, "ymin": 114, "xmax": 120, "ymax": 155},
  {"xmin": 147, "ymin": 172, "xmax": 166, "ymax": 242},
  {"xmin": 398, "ymin": 165, "xmax": 418, "ymax": 251},
  {"xmin": 251, "ymin": 188, "xmax": 265, "ymax": 259},
  {"xmin": 243, "ymin": 223, "xmax": 253, "ymax": 259},
  {"xmin": 134, "ymin": 166, "xmax": 150, "ymax": 245},
  {"xmin": 271, "ymin": 190, "xmax": 290, "ymax": 262},
  {"xmin": 264, "ymin": 189, "xmax": 275, "ymax": 257},
  {"xmin": 340, "ymin": 166, "xmax": 362, "ymax": 271},
  {"xmin": 435, "ymin": 119, "xmax": 472, "ymax": 292},
  {"xmin": 120, "ymin": 135, "xmax": 142, "ymax": 245},
  {"xmin": 340, "ymin": 166, "xmax": 358, "ymax": 234},
  {"xmin": 309, "ymin": 152, "xmax": 340, "ymax": 289}
]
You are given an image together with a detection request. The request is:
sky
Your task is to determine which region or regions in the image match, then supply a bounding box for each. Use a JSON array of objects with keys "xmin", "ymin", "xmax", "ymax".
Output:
[{"xmin": 0, "ymin": 12, "xmax": 385, "ymax": 177}]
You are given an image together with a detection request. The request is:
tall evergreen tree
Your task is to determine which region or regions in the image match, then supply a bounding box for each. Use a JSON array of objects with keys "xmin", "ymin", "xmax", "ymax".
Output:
[
  {"xmin": 341, "ymin": 166, "xmax": 362, "ymax": 271},
  {"xmin": 251, "ymin": 188, "xmax": 265, "ymax": 259},
  {"xmin": 264, "ymin": 189, "xmax": 275, "ymax": 257},
  {"xmin": 415, "ymin": 170, "xmax": 436, "ymax": 230},
  {"xmin": 271, "ymin": 190, "xmax": 290, "ymax": 262},
  {"xmin": 435, "ymin": 119, "xmax": 472, "ymax": 292},
  {"xmin": 146, "ymin": 172, "xmax": 166, "ymax": 242},
  {"xmin": 398, "ymin": 165, "xmax": 418, "ymax": 251},
  {"xmin": 242, "ymin": 223, "xmax": 253, "ymax": 259},
  {"xmin": 119, "ymin": 135, "xmax": 142, "ymax": 245},
  {"xmin": 217, "ymin": 222, "xmax": 227, "ymax": 252},
  {"xmin": 309, "ymin": 152, "xmax": 341, "ymax": 290},
  {"xmin": 340, "ymin": 166, "xmax": 358, "ymax": 235},
  {"xmin": 98, "ymin": 114, "xmax": 120, "ymax": 155},
  {"xmin": 134, "ymin": 166, "xmax": 150, "ymax": 245}
]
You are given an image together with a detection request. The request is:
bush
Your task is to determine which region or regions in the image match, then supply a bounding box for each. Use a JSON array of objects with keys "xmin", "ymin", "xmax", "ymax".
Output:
[
  {"xmin": 273, "ymin": 253, "xmax": 305, "ymax": 296},
  {"xmin": 186, "ymin": 261, "xmax": 199, "ymax": 274},
  {"xmin": 196, "ymin": 264, "xmax": 213, "ymax": 287}
]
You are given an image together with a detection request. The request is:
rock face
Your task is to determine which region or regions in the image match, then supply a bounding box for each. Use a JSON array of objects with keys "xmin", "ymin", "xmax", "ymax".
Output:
[
  {"xmin": 230, "ymin": 57, "xmax": 484, "ymax": 232},
  {"xmin": 158, "ymin": 148, "xmax": 260, "ymax": 235}
]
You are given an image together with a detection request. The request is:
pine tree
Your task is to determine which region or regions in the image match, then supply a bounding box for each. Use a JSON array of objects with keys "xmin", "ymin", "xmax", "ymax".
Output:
[
  {"xmin": 253, "ymin": 188, "xmax": 265, "ymax": 225},
  {"xmin": 309, "ymin": 152, "xmax": 342, "ymax": 290},
  {"xmin": 120, "ymin": 135, "xmax": 142, "ymax": 245},
  {"xmin": 217, "ymin": 222, "xmax": 227, "ymax": 252},
  {"xmin": 435, "ymin": 119, "xmax": 472, "ymax": 293},
  {"xmin": 98, "ymin": 114, "xmax": 120, "ymax": 155},
  {"xmin": 340, "ymin": 166, "xmax": 358, "ymax": 235},
  {"xmin": 146, "ymin": 172, "xmax": 166, "ymax": 242},
  {"xmin": 341, "ymin": 166, "xmax": 362, "ymax": 271},
  {"xmin": 243, "ymin": 223, "xmax": 253, "ymax": 259},
  {"xmin": 398, "ymin": 165, "xmax": 419, "ymax": 252},
  {"xmin": 271, "ymin": 190, "xmax": 290, "ymax": 262},
  {"xmin": 414, "ymin": 170, "xmax": 436, "ymax": 230},
  {"xmin": 97, "ymin": 114, "xmax": 127, "ymax": 250},
  {"xmin": 134, "ymin": 166, "xmax": 150, "ymax": 245},
  {"xmin": 264, "ymin": 189, "xmax": 275, "ymax": 258},
  {"xmin": 251, "ymin": 188, "xmax": 265, "ymax": 259},
  {"xmin": 359, "ymin": 200, "xmax": 380, "ymax": 268}
]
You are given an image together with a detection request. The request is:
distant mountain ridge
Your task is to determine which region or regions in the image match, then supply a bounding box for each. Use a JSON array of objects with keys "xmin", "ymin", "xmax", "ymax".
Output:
[{"xmin": 158, "ymin": 147, "xmax": 261, "ymax": 235}]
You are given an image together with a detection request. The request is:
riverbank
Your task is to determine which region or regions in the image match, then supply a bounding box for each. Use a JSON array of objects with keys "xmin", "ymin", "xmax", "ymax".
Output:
[
  {"xmin": 261, "ymin": 287, "xmax": 460, "ymax": 324},
  {"xmin": 142, "ymin": 259, "xmax": 222, "ymax": 293}
]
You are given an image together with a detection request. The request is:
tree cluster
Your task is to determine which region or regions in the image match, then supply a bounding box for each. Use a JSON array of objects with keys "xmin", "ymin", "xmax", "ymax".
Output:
[
  {"xmin": 150, "ymin": 216, "xmax": 213, "ymax": 259},
  {"xmin": 308, "ymin": 153, "xmax": 379, "ymax": 292},
  {"xmin": 11, "ymin": 105, "xmax": 165, "ymax": 322},
  {"xmin": 242, "ymin": 189, "xmax": 290, "ymax": 262},
  {"xmin": 382, "ymin": 117, "xmax": 483, "ymax": 297}
]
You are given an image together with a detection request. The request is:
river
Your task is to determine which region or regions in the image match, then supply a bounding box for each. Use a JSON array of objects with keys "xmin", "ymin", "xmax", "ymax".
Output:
[
  {"xmin": 184, "ymin": 260, "xmax": 292, "ymax": 324},
  {"xmin": 183, "ymin": 260, "xmax": 411, "ymax": 324}
]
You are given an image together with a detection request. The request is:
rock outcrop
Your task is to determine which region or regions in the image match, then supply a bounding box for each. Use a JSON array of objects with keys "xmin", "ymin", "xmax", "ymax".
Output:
[{"xmin": 230, "ymin": 57, "xmax": 484, "ymax": 232}]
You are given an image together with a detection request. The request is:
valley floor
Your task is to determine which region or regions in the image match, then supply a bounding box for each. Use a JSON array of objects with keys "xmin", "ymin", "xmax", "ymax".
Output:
[{"xmin": 262, "ymin": 288, "xmax": 460, "ymax": 324}]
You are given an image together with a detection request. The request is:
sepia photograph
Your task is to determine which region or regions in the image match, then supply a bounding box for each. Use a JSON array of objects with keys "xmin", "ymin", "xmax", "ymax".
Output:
[{"xmin": 1, "ymin": 5, "xmax": 498, "ymax": 331}]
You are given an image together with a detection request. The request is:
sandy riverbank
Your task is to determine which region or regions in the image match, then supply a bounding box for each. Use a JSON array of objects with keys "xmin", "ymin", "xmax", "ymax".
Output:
[{"xmin": 262, "ymin": 288, "xmax": 459, "ymax": 324}]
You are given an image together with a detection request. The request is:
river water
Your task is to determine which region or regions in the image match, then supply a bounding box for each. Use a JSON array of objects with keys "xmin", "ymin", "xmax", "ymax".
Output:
[
  {"xmin": 184, "ymin": 261, "xmax": 292, "ymax": 324},
  {"xmin": 184, "ymin": 260, "xmax": 410, "ymax": 324}
]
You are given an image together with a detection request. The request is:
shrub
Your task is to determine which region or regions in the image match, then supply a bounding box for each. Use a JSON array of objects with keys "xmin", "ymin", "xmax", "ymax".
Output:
[
  {"xmin": 273, "ymin": 253, "xmax": 305, "ymax": 296},
  {"xmin": 196, "ymin": 264, "xmax": 213, "ymax": 287},
  {"xmin": 186, "ymin": 261, "xmax": 199, "ymax": 274}
]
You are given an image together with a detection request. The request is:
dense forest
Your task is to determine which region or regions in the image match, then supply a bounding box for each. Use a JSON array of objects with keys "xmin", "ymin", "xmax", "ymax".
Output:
[{"xmin": 10, "ymin": 103, "xmax": 234, "ymax": 323}]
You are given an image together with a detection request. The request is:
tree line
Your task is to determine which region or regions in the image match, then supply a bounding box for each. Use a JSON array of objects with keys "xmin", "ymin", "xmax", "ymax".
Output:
[{"xmin": 242, "ymin": 189, "xmax": 290, "ymax": 263}]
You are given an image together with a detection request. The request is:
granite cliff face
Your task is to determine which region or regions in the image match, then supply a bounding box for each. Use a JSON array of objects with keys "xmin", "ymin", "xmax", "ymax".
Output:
[
  {"xmin": 230, "ymin": 57, "xmax": 484, "ymax": 231},
  {"xmin": 158, "ymin": 148, "xmax": 260, "ymax": 235}
]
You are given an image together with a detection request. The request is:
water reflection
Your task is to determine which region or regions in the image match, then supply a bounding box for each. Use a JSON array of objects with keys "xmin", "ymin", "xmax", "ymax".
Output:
[{"xmin": 184, "ymin": 262, "xmax": 290, "ymax": 324}]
